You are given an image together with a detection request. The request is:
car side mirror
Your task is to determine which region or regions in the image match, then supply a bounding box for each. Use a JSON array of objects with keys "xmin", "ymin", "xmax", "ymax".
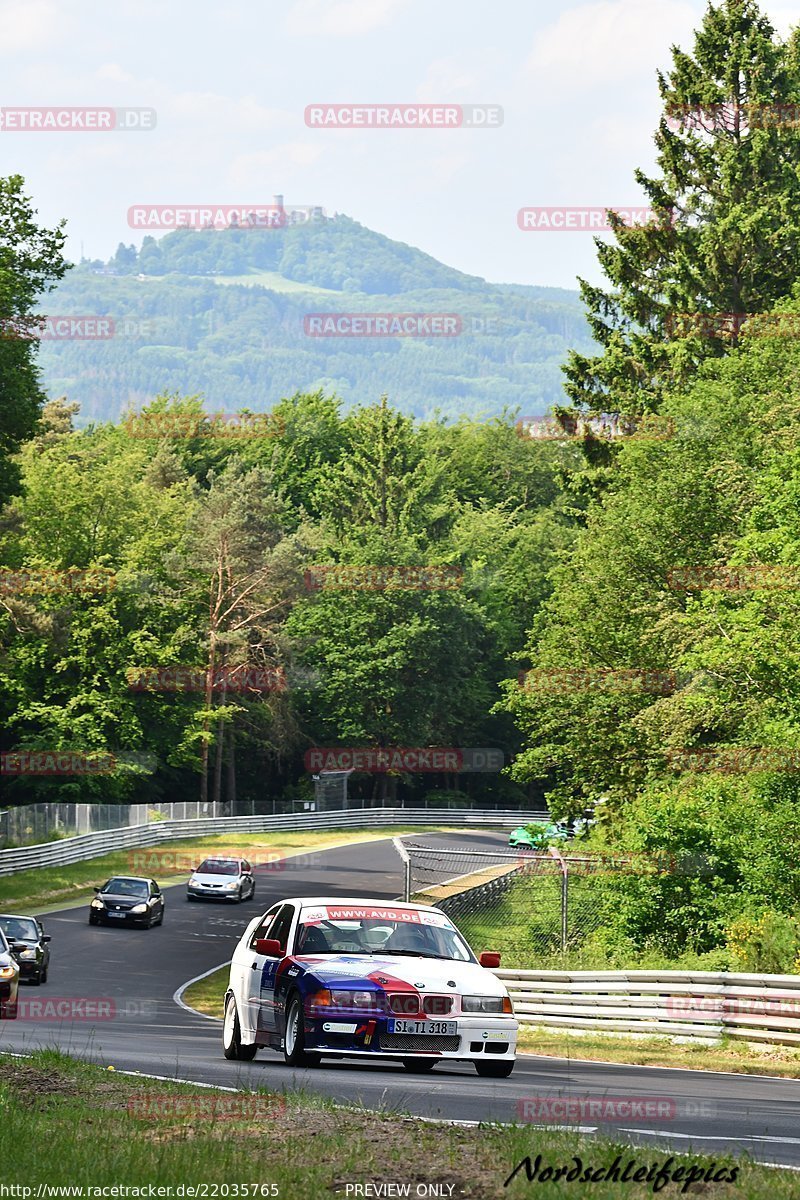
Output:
[
  {"xmin": 255, "ymin": 938, "xmax": 283, "ymax": 957},
  {"xmin": 93, "ymin": 886, "xmax": 101, "ymax": 893},
  {"xmin": 479, "ymin": 951, "xmax": 501, "ymax": 968},
  {"xmin": 42, "ymin": 935, "xmax": 52, "ymax": 943}
]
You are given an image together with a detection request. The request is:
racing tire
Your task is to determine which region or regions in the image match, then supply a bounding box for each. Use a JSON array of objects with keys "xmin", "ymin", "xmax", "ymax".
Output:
[
  {"xmin": 283, "ymin": 994, "xmax": 321, "ymax": 1068},
  {"xmin": 88, "ymin": 914, "xmax": 99, "ymax": 926},
  {"xmin": 223, "ymin": 994, "xmax": 258, "ymax": 1061},
  {"xmin": 187, "ymin": 894, "xmax": 197, "ymax": 902},
  {"xmin": 29, "ymin": 971, "xmax": 42, "ymax": 987},
  {"xmin": 402, "ymin": 1058, "xmax": 438, "ymax": 1072},
  {"xmin": 40, "ymin": 965, "xmax": 48, "ymax": 984},
  {"xmin": 474, "ymin": 1060, "xmax": 514, "ymax": 1078}
]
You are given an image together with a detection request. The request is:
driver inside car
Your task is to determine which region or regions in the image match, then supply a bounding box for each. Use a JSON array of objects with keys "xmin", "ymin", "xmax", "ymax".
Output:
[
  {"xmin": 295, "ymin": 924, "xmax": 331, "ymax": 955},
  {"xmin": 383, "ymin": 922, "xmax": 431, "ymax": 955}
]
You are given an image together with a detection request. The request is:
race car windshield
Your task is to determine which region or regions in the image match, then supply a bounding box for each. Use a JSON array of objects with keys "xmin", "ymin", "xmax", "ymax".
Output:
[
  {"xmin": 294, "ymin": 916, "xmax": 475, "ymax": 962},
  {"xmin": 0, "ymin": 917, "xmax": 37, "ymax": 941},
  {"xmin": 102, "ymin": 878, "xmax": 149, "ymax": 897},
  {"xmin": 197, "ymin": 860, "xmax": 238, "ymax": 875}
]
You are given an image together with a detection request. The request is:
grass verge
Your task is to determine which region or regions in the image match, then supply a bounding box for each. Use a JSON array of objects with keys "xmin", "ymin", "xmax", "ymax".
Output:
[
  {"xmin": 1, "ymin": 828, "xmax": 432, "ymax": 915},
  {"xmin": 517, "ymin": 1027, "xmax": 800, "ymax": 1079},
  {"xmin": 0, "ymin": 1049, "xmax": 790, "ymax": 1196},
  {"xmin": 182, "ymin": 964, "xmax": 229, "ymax": 1018}
]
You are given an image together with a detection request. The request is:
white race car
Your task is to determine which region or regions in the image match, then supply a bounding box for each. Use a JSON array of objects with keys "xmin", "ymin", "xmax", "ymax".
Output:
[{"xmin": 223, "ymin": 896, "xmax": 518, "ymax": 1075}]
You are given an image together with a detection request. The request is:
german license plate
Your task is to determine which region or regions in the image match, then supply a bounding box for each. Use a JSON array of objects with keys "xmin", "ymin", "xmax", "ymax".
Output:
[
  {"xmin": 107, "ymin": 912, "xmax": 126, "ymax": 918},
  {"xmin": 387, "ymin": 1019, "xmax": 457, "ymax": 1035}
]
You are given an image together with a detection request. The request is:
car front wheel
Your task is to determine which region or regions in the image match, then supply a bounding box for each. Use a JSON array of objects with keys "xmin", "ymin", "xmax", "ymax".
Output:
[
  {"xmin": 402, "ymin": 1058, "xmax": 437, "ymax": 1072},
  {"xmin": 223, "ymin": 995, "xmax": 257, "ymax": 1061},
  {"xmin": 283, "ymin": 995, "xmax": 321, "ymax": 1068},
  {"xmin": 474, "ymin": 1060, "xmax": 514, "ymax": 1078}
]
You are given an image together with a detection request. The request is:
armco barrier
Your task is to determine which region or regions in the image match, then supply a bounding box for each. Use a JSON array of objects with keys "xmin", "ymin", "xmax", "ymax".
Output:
[
  {"xmin": 496, "ymin": 969, "xmax": 800, "ymax": 1045},
  {"xmin": 0, "ymin": 808, "xmax": 548, "ymax": 877}
]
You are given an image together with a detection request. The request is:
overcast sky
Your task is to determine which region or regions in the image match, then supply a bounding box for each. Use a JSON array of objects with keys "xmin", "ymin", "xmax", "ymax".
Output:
[{"xmin": 1, "ymin": 0, "xmax": 796, "ymax": 291}]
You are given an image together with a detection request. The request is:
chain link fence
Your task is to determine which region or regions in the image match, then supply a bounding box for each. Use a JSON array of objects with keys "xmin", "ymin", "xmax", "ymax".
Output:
[
  {"xmin": 399, "ymin": 842, "xmax": 617, "ymax": 967},
  {"xmin": 0, "ymin": 801, "xmax": 225, "ymax": 847}
]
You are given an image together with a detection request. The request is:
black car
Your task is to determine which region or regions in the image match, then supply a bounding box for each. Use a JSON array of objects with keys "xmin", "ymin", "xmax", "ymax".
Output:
[
  {"xmin": 0, "ymin": 928, "xmax": 20, "ymax": 1017},
  {"xmin": 0, "ymin": 914, "xmax": 51, "ymax": 984},
  {"xmin": 88, "ymin": 876, "xmax": 165, "ymax": 928}
]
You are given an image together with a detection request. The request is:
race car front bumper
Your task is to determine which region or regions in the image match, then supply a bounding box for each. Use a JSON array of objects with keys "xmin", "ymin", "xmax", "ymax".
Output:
[{"xmin": 308, "ymin": 1013, "xmax": 518, "ymax": 1060}]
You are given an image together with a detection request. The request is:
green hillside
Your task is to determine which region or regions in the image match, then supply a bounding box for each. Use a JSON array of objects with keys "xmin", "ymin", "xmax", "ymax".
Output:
[{"xmin": 36, "ymin": 215, "xmax": 591, "ymax": 423}]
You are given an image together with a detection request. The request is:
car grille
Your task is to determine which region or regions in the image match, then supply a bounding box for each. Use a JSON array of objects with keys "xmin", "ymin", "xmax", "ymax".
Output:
[
  {"xmin": 380, "ymin": 1033, "xmax": 460, "ymax": 1053},
  {"xmin": 388, "ymin": 994, "xmax": 453, "ymax": 1016},
  {"xmin": 423, "ymin": 995, "xmax": 452, "ymax": 1015}
]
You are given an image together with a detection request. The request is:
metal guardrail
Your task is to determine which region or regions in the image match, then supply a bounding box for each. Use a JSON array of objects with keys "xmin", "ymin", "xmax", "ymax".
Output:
[
  {"xmin": 0, "ymin": 809, "xmax": 549, "ymax": 876},
  {"xmin": 496, "ymin": 969, "xmax": 800, "ymax": 1045}
]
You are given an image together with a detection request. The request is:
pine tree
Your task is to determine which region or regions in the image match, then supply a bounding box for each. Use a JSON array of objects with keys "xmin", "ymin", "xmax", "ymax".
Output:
[{"xmin": 564, "ymin": 0, "xmax": 800, "ymax": 418}]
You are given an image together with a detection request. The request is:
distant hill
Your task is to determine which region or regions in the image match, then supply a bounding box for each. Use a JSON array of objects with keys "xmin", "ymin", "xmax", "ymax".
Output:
[{"xmin": 35, "ymin": 215, "xmax": 592, "ymax": 424}]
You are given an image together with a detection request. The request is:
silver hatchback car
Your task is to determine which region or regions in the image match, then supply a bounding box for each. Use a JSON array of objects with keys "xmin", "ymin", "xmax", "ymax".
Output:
[{"xmin": 187, "ymin": 857, "xmax": 256, "ymax": 903}]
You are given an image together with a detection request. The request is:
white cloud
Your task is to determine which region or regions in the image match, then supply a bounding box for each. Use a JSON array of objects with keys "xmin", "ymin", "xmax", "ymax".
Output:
[
  {"xmin": 285, "ymin": 0, "xmax": 409, "ymax": 37},
  {"xmin": 170, "ymin": 91, "xmax": 285, "ymax": 134},
  {"xmin": 765, "ymin": 5, "xmax": 799, "ymax": 37},
  {"xmin": 528, "ymin": 0, "xmax": 697, "ymax": 89},
  {"xmin": 416, "ymin": 57, "xmax": 479, "ymax": 100},
  {"xmin": 0, "ymin": 0, "xmax": 60, "ymax": 53},
  {"xmin": 228, "ymin": 143, "xmax": 325, "ymax": 188},
  {"xmin": 95, "ymin": 63, "xmax": 137, "ymax": 83}
]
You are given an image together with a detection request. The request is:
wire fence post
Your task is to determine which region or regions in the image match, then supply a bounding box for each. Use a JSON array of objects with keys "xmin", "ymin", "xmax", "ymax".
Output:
[{"xmin": 393, "ymin": 836, "xmax": 412, "ymax": 901}]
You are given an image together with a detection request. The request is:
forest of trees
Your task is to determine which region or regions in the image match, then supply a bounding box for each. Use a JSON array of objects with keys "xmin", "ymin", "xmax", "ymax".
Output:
[
  {"xmin": 34, "ymin": 217, "xmax": 592, "ymax": 425},
  {"xmin": 7, "ymin": 0, "xmax": 800, "ymax": 969}
]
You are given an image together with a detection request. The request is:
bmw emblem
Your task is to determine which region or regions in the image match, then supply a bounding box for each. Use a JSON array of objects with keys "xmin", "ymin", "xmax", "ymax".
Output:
[{"xmin": 414, "ymin": 982, "xmax": 425, "ymax": 989}]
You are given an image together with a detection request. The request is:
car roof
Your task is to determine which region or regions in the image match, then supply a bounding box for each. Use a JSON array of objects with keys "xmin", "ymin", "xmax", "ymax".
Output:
[
  {"xmin": 0, "ymin": 913, "xmax": 39, "ymax": 920},
  {"xmin": 103, "ymin": 876, "xmax": 154, "ymax": 884},
  {"xmin": 276, "ymin": 896, "xmax": 444, "ymax": 913},
  {"xmin": 197, "ymin": 856, "xmax": 242, "ymax": 863}
]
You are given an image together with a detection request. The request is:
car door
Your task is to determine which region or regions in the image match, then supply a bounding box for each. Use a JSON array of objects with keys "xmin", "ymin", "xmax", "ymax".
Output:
[
  {"xmin": 246, "ymin": 903, "xmax": 296, "ymax": 1038},
  {"xmin": 149, "ymin": 881, "xmax": 163, "ymax": 921},
  {"xmin": 241, "ymin": 860, "xmax": 254, "ymax": 897},
  {"xmin": 235, "ymin": 905, "xmax": 279, "ymax": 1038}
]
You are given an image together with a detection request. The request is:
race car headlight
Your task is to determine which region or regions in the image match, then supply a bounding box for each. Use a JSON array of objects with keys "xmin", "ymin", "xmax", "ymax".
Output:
[
  {"xmin": 17, "ymin": 949, "xmax": 36, "ymax": 960},
  {"xmin": 91, "ymin": 899, "xmax": 105, "ymax": 908},
  {"xmin": 130, "ymin": 903, "xmax": 148, "ymax": 914},
  {"xmin": 461, "ymin": 995, "xmax": 508, "ymax": 1014},
  {"xmin": 224, "ymin": 881, "xmax": 239, "ymax": 889},
  {"xmin": 330, "ymin": 989, "xmax": 377, "ymax": 1010},
  {"xmin": 0, "ymin": 966, "xmax": 16, "ymax": 979}
]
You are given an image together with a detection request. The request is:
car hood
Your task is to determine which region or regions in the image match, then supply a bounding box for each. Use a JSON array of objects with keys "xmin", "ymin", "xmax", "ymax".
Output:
[
  {"xmin": 291, "ymin": 954, "xmax": 507, "ymax": 996},
  {"xmin": 100, "ymin": 893, "xmax": 148, "ymax": 904},
  {"xmin": 191, "ymin": 873, "xmax": 240, "ymax": 884}
]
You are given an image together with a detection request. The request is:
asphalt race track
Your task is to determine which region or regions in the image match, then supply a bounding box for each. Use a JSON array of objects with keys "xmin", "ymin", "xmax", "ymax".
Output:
[{"xmin": 3, "ymin": 831, "xmax": 800, "ymax": 1169}]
